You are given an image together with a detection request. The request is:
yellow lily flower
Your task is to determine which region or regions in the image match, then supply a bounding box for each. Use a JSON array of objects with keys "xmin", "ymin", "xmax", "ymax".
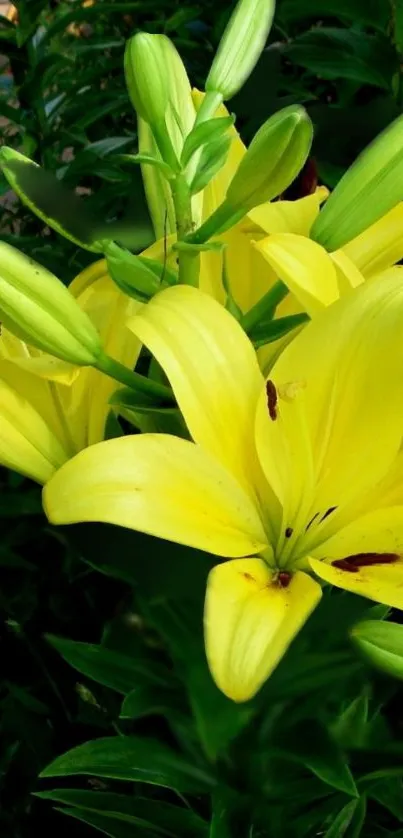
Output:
[
  {"xmin": 0, "ymin": 260, "xmax": 140, "ymax": 483},
  {"xmin": 44, "ymin": 273, "xmax": 403, "ymax": 702}
]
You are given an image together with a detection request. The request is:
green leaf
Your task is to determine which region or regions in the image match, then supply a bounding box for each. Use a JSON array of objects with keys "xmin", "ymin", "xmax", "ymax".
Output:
[
  {"xmin": 53, "ymin": 807, "xmax": 161, "ymax": 838},
  {"xmin": 285, "ymin": 28, "xmax": 397, "ymax": 90},
  {"xmin": 120, "ymin": 687, "xmax": 185, "ymax": 720},
  {"xmin": 45, "ymin": 634, "xmax": 170, "ymax": 694},
  {"xmin": 116, "ymin": 154, "xmax": 174, "ymax": 180},
  {"xmin": 250, "ymin": 312, "xmax": 309, "ymax": 348},
  {"xmin": 324, "ymin": 797, "xmax": 366, "ymax": 838},
  {"xmin": 351, "ymin": 620, "xmax": 403, "ymax": 679},
  {"xmin": 279, "ymin": 0, "xmax": 389, "ymax": 30},
  {"xmin": 331, "ymin": 693, "xmax": 369, "ymax": 749},
  {"xmin": 35, "ymin": 791, "xmax": 207, "ymax": 837},
  {"xmin": 0, "ymin": 148, "xmax": 104, "ymax": 251},
  {"xmin": 393, "ymin": 0, "xmax": 403, "ymax": 54},
  {"xmin": 181, "ymin": 116, "xmax": 234, "ymax": 168},
  {"xmin": 40, "ymin": 736, "xmax": 216, "ymax": 792},
  {"xmin": 274, "ymin": 721, "xmax": 358, "ymax": 797},
  {"xmin": 367, "ymin": 777, "xmax": 403, "ymax": 821},
  {"xmin": 190, "ymin": 135, "xmax": 232, "ymax": 195}
]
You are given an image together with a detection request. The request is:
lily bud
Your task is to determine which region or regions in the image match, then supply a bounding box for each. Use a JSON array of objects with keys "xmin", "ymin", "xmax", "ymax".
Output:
[
  {"xmin": 0, "ymin": 242, "xmax": 102, "ymax": 365},
  {"xmin": 105, "ymin": 242, "xmax": 177, "ymax": 302},
  {"xmin": 311, "ymin": 114, "xmax": 403, "ymax": 250},
  {"xmin": 124, "ymin": 33, "xmax": 170, "ymax": 130},
  {"xmin": 226, "ymin": 105, "xmax": 313, "ymax": 213},
  {"xmin": 206, "ymin": 0, "xmax": 275, "ymax": 101}
]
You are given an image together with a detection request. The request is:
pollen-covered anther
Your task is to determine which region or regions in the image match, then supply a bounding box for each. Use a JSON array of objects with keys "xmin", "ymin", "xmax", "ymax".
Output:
[
  {"xmin": 277, "ymin": 379, "xmax": 306, "ymax": 403},
  {"xmin": 332, "ymin": 552, "xmax": 399, "ymax": 573},
  {"xmin": 266, "ymin": 379, "xmax": 278, "ymax": 421}
]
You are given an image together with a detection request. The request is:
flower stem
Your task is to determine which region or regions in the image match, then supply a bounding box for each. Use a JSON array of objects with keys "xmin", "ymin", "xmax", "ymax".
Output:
[
  {"xmin": 240, "ymin": 281, "xmax": 289, "ymax": 334},
  {"xmin": 95, "ymin": 352, "xmax": 172, "ymax": 402},
  {"xmin": 171, "ymin": 173, "xmax": 200, "ymax": 286},
  {"xmin": 194, "ymin": 89, "xmax": 223, "ymax": 126}
]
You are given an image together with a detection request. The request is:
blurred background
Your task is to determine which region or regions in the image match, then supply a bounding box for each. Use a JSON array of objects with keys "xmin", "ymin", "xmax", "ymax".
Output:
[{"xmin": 1, "ymin": 2, "xmax": 403, "ymax": 836}]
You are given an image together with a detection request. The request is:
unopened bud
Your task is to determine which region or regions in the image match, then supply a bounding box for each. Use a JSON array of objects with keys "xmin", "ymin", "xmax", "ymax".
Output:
[
  {"xmin": 311, "ymin": 114, "xmax": 403, "ymax": 250},
  {"xmin": 0, "ymin": 242, "xmax": 102, "ymax": 364},
  {"xmin": 124, "ymin": 33, "xmax": 170, "ymax": 130},
  {"xmin": 105, "ymin": 242, "xmax": 176, "ymax": 301},
  {"xmin": 226, "ymin": 105, "xmax": 313, "ymax": 213},
  {"xmin": 206, "ymin": 0, "xmax": 275, "ymax": 101}
]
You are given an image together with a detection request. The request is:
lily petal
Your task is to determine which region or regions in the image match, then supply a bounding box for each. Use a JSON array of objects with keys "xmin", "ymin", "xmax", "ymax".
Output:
[
  {"xmin": 0, "ymin": 373, "xmax": 69, "ymax": 483},
  {"xmin": 205, "ymin": 558, "xmax": 321, "ymax": 701},
  {"xmin": 128, "ymin": 285, "xmax": 263, "ymax": 487},
  {"xmin": 342, "ymin": 202, "xmax": 403, "ymax": 278},
  {"xmin": 254, "ymin": 234, "xmax": 339, "ymax": 317},
  {"xmin": 70, "ymin": 262, "xmax": 142, "ymax": 446},
  {"xmin": 255, "ymin": 274, "xmax": 403, "ymax": 533},
  {"xmin": 249, "ymin": 187, "xmax": 328, "ymax": 237},
  {"xmin": 330, "ymin": 250, "xmax": 365, "ymax": 297},
  {"xmin": 310, "ymin": 550, "xmax": 403, "ymax": 611},
  {"xmin": 43, "ymin": 434, "xmax": 268, "ymax": 557}
]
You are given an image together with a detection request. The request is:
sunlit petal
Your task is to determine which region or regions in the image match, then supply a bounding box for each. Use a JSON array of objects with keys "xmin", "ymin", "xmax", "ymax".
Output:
[
  {"xmin": 205, "ymin": 558, "xmax": 321, "ymax": 701},
  {"xmin": 255, "ymin": 274, "xmax": 403, "ymax": 537},
  {"xmin": 128, "ymin": 285, "xmax": 263, "ymax": 487},
  {"xmin": 248, "ymin": 186, "xmax": 328, "ymax": 237},
  {"xmin": 342, "ymin": 202, "xmax": 403, "ymax": 278},
  {"xmin": 43, "ymin": 434, "xmax": 268, "ymax": 557},
  {"xmin": 254, "ymin": 234, "xmax": 339, "ymax": 317},
  {"xmin": 70, "ymin": 261, "xmax": 142, "ymax": 445},
  {"xmin": 310, "ymin": 551, "xmax": 403, "ymax": 611},
  {"xmin": 0, "ymin": 373, "xmax": 68, "ymax": 483}
]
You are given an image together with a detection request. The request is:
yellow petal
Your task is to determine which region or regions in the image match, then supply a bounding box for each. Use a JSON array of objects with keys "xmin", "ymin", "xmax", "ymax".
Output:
[
  {"xmin": 128, "ymin": 285, "xmax": 263, "ymax": 488},
  {"xmin": 0, "ymin": 373, "xmax": 68, "ymax": 483},
  {"xmin": 310, "ymin": 551, "xmax": 403, "ymax": 611},
  {"xmin": 329, "ymin": 250, "xmax": 365, "ymax": 296},
  {"xmin": 204, "ymin": 559, "xmax": 322, "ymax": 701},
  {"xmin": 248, "ymin": 187, "xmax": 329, "ymax": 237},
  {"xmin": 43, "ymin": 434, "xmax": 268, "ymax": 557},
  {"xmin": 254, "ymin": 273, "xmax": 403, "ymax": 540},
  {"xmin": 254, "ymin": 233, "xmax": 339, "ymax": 317},
  {"xmin": 342, "ymin": 202, "xmax": 403, "ymax": 278},
  {"xmin": 311, "ymin": 506, "xmax": 403, "ymax": 561},
  {"xmin": 70, "ymin": 262, "xmax": 142, "ymax": 446}
]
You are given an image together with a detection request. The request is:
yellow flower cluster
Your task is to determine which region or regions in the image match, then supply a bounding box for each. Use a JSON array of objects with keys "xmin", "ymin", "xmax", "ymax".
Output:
[{"xmin": 2, "ymin": 0, "xmax": 403, "ymax": 702}]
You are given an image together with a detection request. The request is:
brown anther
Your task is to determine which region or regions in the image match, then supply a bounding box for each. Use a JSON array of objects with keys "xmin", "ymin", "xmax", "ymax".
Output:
[
  {"xmin": 266, "ymin": 380, "xmax": 278, "ymax": 421},
  {"xmin": 285, "ymin": 527, "xmax": 293, "ymax": 538}
]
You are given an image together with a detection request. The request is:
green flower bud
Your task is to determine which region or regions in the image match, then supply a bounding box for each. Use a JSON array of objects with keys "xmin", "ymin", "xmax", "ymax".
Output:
[
  {"xmin": 105, "ymin": 242, "xmax": 177, "ymax": 302},
  {"xmin": 124, "ymin": 33, "xmax": 170, "ymax": 130},
  {"xmin": 311, "ymin": 114, "xmax": 403, "ymax": 250},
  {"xmin": 0, "ymin": 242, "xmax": 102, "ymax": 364},
  {"xmin": 352, "ymin": 620, "xmax": 403, "ymax": 680},
  {"xmin": 226, "ymin": 105, "xmax": 313, "ymax": 212},
  {"xmin": 206, "ymin": 0, "xmax": 275, "ymax": 101}
]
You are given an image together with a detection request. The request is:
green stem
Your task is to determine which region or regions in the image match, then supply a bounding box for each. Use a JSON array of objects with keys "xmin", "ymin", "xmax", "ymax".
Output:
[
  {"xmin": 95, "ymin": 352, "xmax": 172, "ymax": 402},
  {"xmin": 185, "ymin": 200, "xmax": 244, "ymax": 246},
  {"xmin": 240, "ymin": 281, "xmax": 289, "ymax": 334},
  {"xmin": 194, "ymin": 89, "xmax": 224, "ymax": 126},
  {"xmin": 171, "ymin": 173, "xmax": 200, "ymax": 286}
]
